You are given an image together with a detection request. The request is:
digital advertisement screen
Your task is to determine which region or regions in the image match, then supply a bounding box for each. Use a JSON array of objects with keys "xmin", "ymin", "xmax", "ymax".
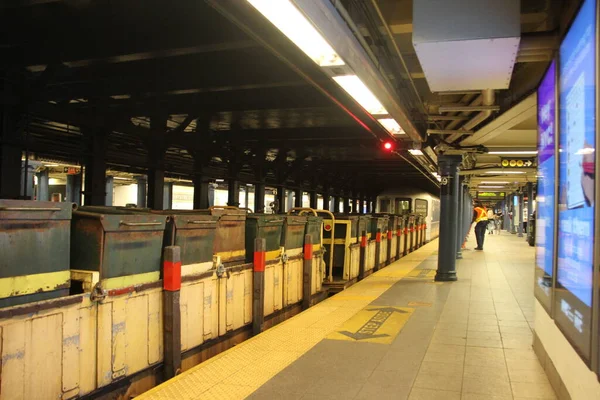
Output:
[
  {"xmin": 535, "ymin": 61, "xmax": 556, "ymax": 312},
  {"xmin": 556, "ymin": 0, "xmax": 596, "ymax": 361}
]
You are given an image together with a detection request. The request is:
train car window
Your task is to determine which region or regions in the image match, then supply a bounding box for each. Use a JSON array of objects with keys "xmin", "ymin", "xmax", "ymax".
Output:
[
  {"xmin": 415, "ymin": 199, "xmax": 428, "ymax": 216},
  {"xmin": 395, "ymin": 198, "xmax": 411, "ymax": 215},
  {"xmin": 380, "ymin": 199, "xmax": 390, "ymax": 212}
]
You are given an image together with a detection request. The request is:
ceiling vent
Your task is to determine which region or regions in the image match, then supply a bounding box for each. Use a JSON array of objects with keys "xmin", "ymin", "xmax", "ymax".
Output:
[{"xmin": 413, "ymin": 0, "xmax": 520, "ymax": 92}]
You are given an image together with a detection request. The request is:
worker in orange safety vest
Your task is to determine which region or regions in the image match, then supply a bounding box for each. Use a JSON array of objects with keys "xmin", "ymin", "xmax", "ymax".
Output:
[{"xmin": 472, "ymin": 202, "xmax": 488, "ymax": 251}]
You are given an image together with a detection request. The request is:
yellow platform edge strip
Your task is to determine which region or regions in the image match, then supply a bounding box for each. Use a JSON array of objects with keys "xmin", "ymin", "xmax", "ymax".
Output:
[{"xmin": 138, "ymin": 239, "xmax": 439, "ymax": 400}]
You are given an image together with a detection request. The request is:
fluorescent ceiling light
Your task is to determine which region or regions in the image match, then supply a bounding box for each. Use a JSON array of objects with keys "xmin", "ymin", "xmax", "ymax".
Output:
[
  {"xmin": 409, "ymin": 149, "xmax": 424, "ymax": 155},
  {"xmin": 576, "ymin": 148, "xmax": 595, "ymax": 155},
  {"xmin": 247, "ymin": 0, "xmax": 344, "ymax": 67},
  {"xmin": 479, "ymin": 181, "xmax": 509, "ymax": 184},
  {"xmin": 378, "ymin": 118, "xmax": 405, "ymax": 135},
  {"xmin": 488, "ymin": 151, "xmax": 538, "ymax": 155},
  {"xmin": 478, "ymin": 186, "xmax": 504, "ymax": 189},
  {"xmin": 333, "ymin": 75, "xmax": 388, "ymax": 115},
  {"xmin": 113, "ymin": 176, "xmax": 130, "ymax": 180},
  {"xmin": 484, "ymin": 171, "xmax": 526, "ymax": 174},
  {"xmin": 43, "ymin": 163, "xmax": 59, "ymax": 167}
]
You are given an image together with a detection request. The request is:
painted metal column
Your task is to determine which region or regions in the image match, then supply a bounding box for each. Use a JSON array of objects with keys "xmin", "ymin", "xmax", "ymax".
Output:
[
  {"xmin": 21, "ymin": 160, "xmax": 34, "ymax": 200},
  {"xmin": 83, "ymin": 132, "xmax": 107, "ymax": 206},
  {"xmin": 294, "ymin": 188, "xmax": 303, "ymax": 208},
  {"xmin": 147, "ymin": 168, "xmax": 165, "ymax": 210},
  {"xmin": 518, "ymin": 192, "xmax": 524, "ymax": 237},
  {"xmin": 0, "ymin": 109, "xmax": 22, "ymax": 199},
  {"xmin": 503, "ymin": 200, "xmax": 510, "ymax": 231},
  {"xmin": 286, "ymin": 190, "xmax": 294, "ymax": 211},
  {"xmin": 456, "ymin": 177, "xmax": 465, "ymax": 259},
  {"xmin": 254, "ymin": 182, "xmax": 266, "ymax": 213},
  {"xmin": 309, "ymin": 191, "xmax": 318, "ymax": 209},
  {"xmin": 36, "ymin": 169, "xmax": 49, "ymax": 201},
  {"xmin": 276, "ymin": 186, "xmax": 285, "ymax": 213},
  {"xmin": 66, "ymin": 174, "xmax": 81, "ymax": 205},
  {"xmin": 322, "ymin": 191, "xmax": 330, "ymax": 211},
  {"xmin": 105, "ymin": 176, "xmax": 114, "ymax": 206},
  {"xmin": 343, "ymin": 197, "xmax": 350, "ymax": 214},
  {"xmin": 243, "ymin": 186, "xmax": 250, "ymax": 209},
  {"xmin": 164, "ymin": 182, "xmax": 173, "ymax": 210},
  {"xmin": 193, "ymin": 176, "xmax": 209, "ymax": 209},
  {"xmin": 136, "ymin": 176, "xmax": 147, "ymax": 208},
  {"xmin": 333, "ymin": 195, "xmax": 340, "ymax": 213},
  {"xmin": 527, "ymin": 182, "xmax": 534, "ymax": 233},
  {"xmin": 435, "ymin": 155, "xmax": 461, "ymax": 282},
  {"xmin": 227, "ymin": 179, "xmax": 240, "ymax": 207}
]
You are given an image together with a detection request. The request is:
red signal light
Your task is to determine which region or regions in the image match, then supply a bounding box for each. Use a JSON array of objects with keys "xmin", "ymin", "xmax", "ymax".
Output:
[{"xmin": 383, "ymin": 141, "xmax": 393, "ymax": 151}]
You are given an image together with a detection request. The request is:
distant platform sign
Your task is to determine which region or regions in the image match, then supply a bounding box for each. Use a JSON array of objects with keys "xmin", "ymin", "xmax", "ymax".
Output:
[
  {"xmin": 477, "ymin": 191, "xmax": 506, "ymax": 200},
  {"xmin": 501, "ymin": 158, "xmax": 534, "ymax": 168},
  {"xmin": 328, "ymin": 305, "xmax": 414, "ymax": 344}
]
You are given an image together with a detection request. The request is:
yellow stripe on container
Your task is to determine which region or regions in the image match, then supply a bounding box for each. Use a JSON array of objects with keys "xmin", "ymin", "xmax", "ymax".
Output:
[
  {"xmin": 101, "ymin": 271, "xmax": 160, "ymax": 290},
  {"xmin": 0, "ymin": 270, "xmax": 70, "ymax": 299}
]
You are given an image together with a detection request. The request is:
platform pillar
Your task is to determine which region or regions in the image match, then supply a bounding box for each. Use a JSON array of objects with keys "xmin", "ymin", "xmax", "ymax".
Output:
[
  {"xmin": 0, "ymin": 109, "xmax": 22, "ymax": 199},
  {"xmin": 333, "ymin": 195, "xmax": 340, "ymax": 213},
  {"xmin": 309, "ymin": 191, "xmax": 317, "ymax": 209},
  {"xmin": 83, "ymin": 132, "xmax": 107, "ymax": 206},
  {"xmin": 136, "ymin": 176, "xmax": 147, "ymax": 208},
  {"xmin": 164, "ymin": 182, "xmax": 173, "ymax": 210},
  {"xmin": 163, "ymin": 246, "xmax": 182, "ymax": 380},
  {"xmin": 255, "ymin": 182, "xmax": 266, "ymax": 213},
  {"xmin": 105, "ymin": 176, "xmax": 114, "ymax": 206},
  {"xmin": 193, "ymin": 175, "xmax": 209, "ymax": 209},
  {"xmin": 374, "ymin": 229, "xmax": 382, "ymax": 271},
  {"xmin": 302, "ymin": 234, "xmax": 313, "ymax": 310},
  {"xmin": 21, "ymin": 160, "xmax": 34, "ymax": 200},
  {"xmin": 253, "ymin": 238, "xmax": 266, "ymax": 335},
  {"xmin": 322, "ymin": 192, "xmax": 330, "ymax": 211},
  {"xmin": 36, "ymin": 169, "xmax": 49, "ymax": 201},
  {"xmin": 294, "ymin": 188, "xmax": 302, "ymax": 208},
  {"xmin": 527, "ymin": 182, "xmax": 534, "ymax": 234},
  {"xmin": 435, "ymin": 155, "xmax": 461, "ymax": 282},
  {"xmin": 227, "ymin": 179, "xmax": 240, "ymax": 207},
  {"xmin": 275, "ymin": 186, "xmax": 285, "ymax": 213},
  {"xmin": 343, "ymin": 197, "xmax": 350, "ymax": 214},
  {"xmin": 148, "ymin": 168, "xmax": 165, "ymax": 210},
  {"xmin": 66, "ymin": 174, "xmax": 81, "ymax": 205},
  {"xmin": 456, "ymin": 177, "xmax": 465, "ymax": 259},
  {"xmin": 518, "ymin": 192, "xmax": 524, "ymax": 237}
]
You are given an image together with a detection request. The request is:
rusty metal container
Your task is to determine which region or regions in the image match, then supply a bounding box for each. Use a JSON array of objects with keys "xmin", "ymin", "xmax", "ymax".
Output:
[
  {"xmin": 200, "ymin": 207, "xmax": 246, "ymax": 265},
  {"xmin": 135, "ymin": 210, "xmax": 219, "ymax": 266},
  {"xmin": 281, "ymin": 215, "xmax": 307, "ymax": 251},
  {"xmin": 71, "ymin": 206, "xmax": 167, "ymax": 288},
  {"xmin": 305, "ymin": 216, "xmax": 323, "ymax": 248},
  {"xmin": 0, "ymin": 200, "xmax": 74, "ymax": 307},
  {"xmin": 371, "ymin": 214, "xmax": 390, "ymax": 235},
  {"xmin": 245, "ymin": 214, "xmax": 284, "ymax": 262},
  {"xmin": 359, "ymin": 215, "xmax": 373, "ymax": 238}
]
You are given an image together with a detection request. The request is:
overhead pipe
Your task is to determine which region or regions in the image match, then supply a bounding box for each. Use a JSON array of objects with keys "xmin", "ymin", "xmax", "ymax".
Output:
[{"xmin": 446, "ymin": 89, "xmax": 495, "ymax": 143}]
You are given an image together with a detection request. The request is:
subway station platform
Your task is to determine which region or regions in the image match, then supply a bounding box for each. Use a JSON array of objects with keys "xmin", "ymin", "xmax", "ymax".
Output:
[{"xmin": 138, "ymin": 232, "xmax": 556, "ymax": 400}]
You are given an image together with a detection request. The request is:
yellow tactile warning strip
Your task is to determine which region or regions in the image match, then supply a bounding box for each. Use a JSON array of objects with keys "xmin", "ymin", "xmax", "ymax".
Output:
[
  {"xmin": 138, "ymin": 240, "xmax": 439, "ymax": 400},
  {"xmin": 327, "ymin": 305, "xmax": 414, "ymax": 344}
]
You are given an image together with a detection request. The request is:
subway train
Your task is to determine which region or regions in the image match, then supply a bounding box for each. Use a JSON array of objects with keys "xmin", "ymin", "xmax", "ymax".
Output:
[{"xmin": 376, "ymin": 188, "xmax": 441, "ymax": 242}]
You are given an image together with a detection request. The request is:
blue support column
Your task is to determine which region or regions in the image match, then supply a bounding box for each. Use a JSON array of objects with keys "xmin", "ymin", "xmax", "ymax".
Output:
[
  {"xmin": 518, "ymin": 192, "xmax": 524, "ymax": 237},
  {"xmin": 435, "ymin": 155, "xmax": 461, "ymax": 282},
  {"xmin": 36, "ymin": 169, "xmax": 49, "ymax": 201},
  {"xmin": 137, "ymin": 176, "xmax": 147, "ymax": 208},
  {"xmin": 164, "ymin": 182, "xmax": 173, "ymax": 210},
  {"xmin": 456, "ymin": 177, "xmax": 465, "ymax": 259},
  {"xmin": 105, "ymin": 176, "xmax": 114, "ymax": 206}
]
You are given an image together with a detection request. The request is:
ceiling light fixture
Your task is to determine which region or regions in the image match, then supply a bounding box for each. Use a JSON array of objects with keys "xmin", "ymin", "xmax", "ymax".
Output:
[
  {"xmin": 488, "ymin": 150, "xmax": 538, "ymax": 155},
  {"xmin": 247, "ymin": 0, "xmax": 344, "ymax": 67},
  {"xmin": 484, "ymin": 171, "xmax": 526, "ymax": 174},
  {"xmin": 378, "ymin": 118, "xmax": 404, "ymax": 135},
  {"xmin": 408, "ymin": 149, "xmax": 424, "ymax": 155},
  {"xmin": 333, "ymin": 75, "xmax": 388, "ymax": 115}
]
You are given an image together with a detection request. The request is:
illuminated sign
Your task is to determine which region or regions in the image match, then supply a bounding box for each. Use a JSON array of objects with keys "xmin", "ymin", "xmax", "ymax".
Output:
[
  {"xmin": 500, "ymin": 158, "xmax": 534, "ymax": 168},
  {"xmin": 63, "ymin": 167, "xmax": 80, "ymax": 175},
  {"xmin": 477, "ymin": 192, "xmax": 505, "ymax": 198}
]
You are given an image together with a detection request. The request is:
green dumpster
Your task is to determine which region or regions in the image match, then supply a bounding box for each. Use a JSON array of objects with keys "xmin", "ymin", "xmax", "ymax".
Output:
[
  {"xmin": 0, "ymin": 200, "xmax": 74, "ymax": 307},
  {"xmin": 245, "ymin": 214, "xmax": 284, "ymax": 262},
  {"xmin": 71, "ymin": 206, "xmax": 167, "ymax": 289}
]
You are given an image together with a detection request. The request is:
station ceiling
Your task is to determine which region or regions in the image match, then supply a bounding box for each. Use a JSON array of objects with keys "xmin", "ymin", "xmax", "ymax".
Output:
[{"xmin": 0, "ymin": 0, "xmax": 572, "ymax": 197}]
